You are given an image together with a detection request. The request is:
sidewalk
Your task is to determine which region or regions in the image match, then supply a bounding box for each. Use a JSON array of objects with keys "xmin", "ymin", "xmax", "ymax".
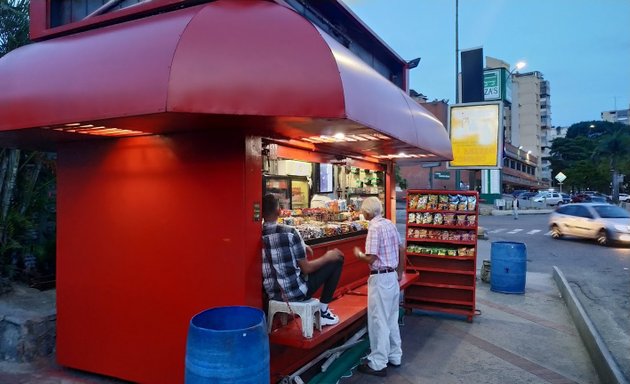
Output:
[{"xmin": 335, "ymin": 238, "xmax": 600, "ymax": 384}]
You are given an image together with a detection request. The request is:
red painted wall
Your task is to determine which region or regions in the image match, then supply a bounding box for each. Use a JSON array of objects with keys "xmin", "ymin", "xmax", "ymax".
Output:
[{"xmin": 56, "ymin": 131, "xmax": 262, "ymax": 383}]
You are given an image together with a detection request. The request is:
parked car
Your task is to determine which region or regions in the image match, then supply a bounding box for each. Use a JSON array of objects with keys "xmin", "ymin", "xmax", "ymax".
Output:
[
  {"xmin": 549, "ymin": 203, "xmax": 630, "ymax": 246},
  {"xmin": 618, "ymin": 193, "xmax": 629, "ymax": 202},
  {"xmin": 511, "ymin": 189, "xmax": 529, "ymax": 198},
  {"xmin": 572, "ymin": 193, "xmax": 611, "ymax": 203},
  {"xmin": 516, "ymin": 191, "xmax": 537, "ymax": 200},
  {"xmin": 531, "ymin": 191, "xmax": 563, "ymax": 206},
  {"xmin": 560, "ymin": 193, "xmax": 571, "ymax": 204}
]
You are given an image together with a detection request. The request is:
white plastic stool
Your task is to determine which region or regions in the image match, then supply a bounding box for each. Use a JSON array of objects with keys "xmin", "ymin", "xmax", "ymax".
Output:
[{"xmin": 267, "ymin": 298, "xmax": 322, "ymax": 338}]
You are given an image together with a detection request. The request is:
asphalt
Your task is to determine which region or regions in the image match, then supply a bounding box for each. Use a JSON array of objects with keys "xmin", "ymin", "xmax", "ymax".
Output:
[{"xmin": 0, "ymin": 205, "xmax": 621, "ymax": 383}]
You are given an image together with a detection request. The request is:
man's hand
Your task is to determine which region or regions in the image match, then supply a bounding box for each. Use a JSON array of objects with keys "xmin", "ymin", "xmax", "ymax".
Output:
[
  {"xmin": 325, "ymin": 248, "xmax": 344, "ymax": 262},
  {"xmin": 353, "ymin": 246, "xmax": 363, "ymax": 259}
]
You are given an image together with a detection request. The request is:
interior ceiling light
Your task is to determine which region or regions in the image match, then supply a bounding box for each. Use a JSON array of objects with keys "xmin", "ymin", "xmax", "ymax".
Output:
[
  {"xmin": 302, "ymin": 133, "xmax": 392, "ymax": 144},
  {"xmin": 47, "ymin": 124, "xmax": 150, "ymax": 137},
  {"xmin": 373, "ymin": 154, "xmax": 434, "ymax": 159}
]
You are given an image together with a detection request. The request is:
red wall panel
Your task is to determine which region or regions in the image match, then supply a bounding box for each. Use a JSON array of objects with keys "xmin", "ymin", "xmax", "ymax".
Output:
[{"xmin": 56, "ymin": 131, "xmax": 261, "ymax": 383}]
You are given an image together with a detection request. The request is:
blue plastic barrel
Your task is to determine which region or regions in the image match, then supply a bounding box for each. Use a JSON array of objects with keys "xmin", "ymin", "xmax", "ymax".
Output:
[
  {"xmin": 185, "ymin": 306, "xmax": 270, "ymax": 384},
  {"xmin": 490, "ymin": 242, "xmax": 527, "ymax": 294}
]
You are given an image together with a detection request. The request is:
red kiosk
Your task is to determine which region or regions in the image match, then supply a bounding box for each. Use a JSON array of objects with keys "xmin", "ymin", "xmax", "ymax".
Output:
[{"xmin": 0, "ymin": 1, "xmax": 453, "ymax": 382}]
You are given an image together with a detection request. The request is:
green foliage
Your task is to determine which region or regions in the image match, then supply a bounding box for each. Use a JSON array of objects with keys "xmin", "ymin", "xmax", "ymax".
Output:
[
  {"xmin": 395, "ymin": 165, "xmax": 407, "ymax": 190},
  {"xmin": 0, "ymin": 0, "xmax": 31, "ymax": 57},
  {"xmin": 550, "ymin": 121, "xmax": 630, "ymax": 193},
  {"xmin": 0, "ymin": 1, "xmax": 56, "ymax": 285}
]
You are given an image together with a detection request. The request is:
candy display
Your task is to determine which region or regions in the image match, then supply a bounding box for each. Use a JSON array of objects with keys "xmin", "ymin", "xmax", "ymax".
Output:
[
  {"xmin": 406, "ymin": 244, "xmax": 474, "ymax": 257},
  {"xmin": 407, "ymin": 193, "xmax": 477, "ymax": 212},
  {"xmin": 274, "ymin": 199, "xmax": 372, "ymax": 242}
]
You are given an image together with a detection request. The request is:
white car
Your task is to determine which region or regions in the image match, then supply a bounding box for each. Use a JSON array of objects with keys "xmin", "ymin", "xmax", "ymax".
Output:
[
  {"xmin": 619, "ymin": 193, "xmax": 629, "ymax": 202},
  {"xmin": 531, "ymin": 191, "xmax": 563, "ymax": 206},
  {"xmin": 549, "ymin": 203, "xmax": 630, "ymax": 246}
]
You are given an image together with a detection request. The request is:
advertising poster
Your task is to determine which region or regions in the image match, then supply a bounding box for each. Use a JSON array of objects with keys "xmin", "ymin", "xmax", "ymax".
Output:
[{"xmin": 448, "ymin": 103, "xmax": 502, "ymax": 168}]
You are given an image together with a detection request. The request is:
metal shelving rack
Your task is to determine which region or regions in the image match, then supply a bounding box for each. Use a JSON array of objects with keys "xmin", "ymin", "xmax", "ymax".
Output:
[{"xmin": 403, "ymin": 189, "xmax": 479, "ymax": 322}]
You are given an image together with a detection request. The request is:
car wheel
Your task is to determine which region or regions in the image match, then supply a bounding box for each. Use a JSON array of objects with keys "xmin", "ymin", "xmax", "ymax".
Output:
[
  {"xmin": 551, "ymin": 224, "xmax": 562, "ymax": 239},
  {"xmin": 596, "ymin": 229, "xmax": 608, "ymax": 246}
]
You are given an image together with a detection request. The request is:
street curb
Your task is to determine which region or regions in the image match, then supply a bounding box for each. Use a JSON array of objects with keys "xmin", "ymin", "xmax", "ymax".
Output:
[
  {"xmin": 490, "ymin": 209, "xmax": 554, "ymax": 216},
  {"xmin": 552, "ymin": 266, "xmax": 629, "ymax": 384}
]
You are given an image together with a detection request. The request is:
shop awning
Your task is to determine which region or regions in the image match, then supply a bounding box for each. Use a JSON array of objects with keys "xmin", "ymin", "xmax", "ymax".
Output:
[{"xmin": 0, "ymin": 0, "xmax": 452, "ymax": 160}]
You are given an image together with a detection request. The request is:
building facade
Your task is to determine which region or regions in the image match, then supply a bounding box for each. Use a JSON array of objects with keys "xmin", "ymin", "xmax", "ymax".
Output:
[
  {"xmin": 601, "ymin": 108, "xmax": 630, "ymax": 125},
  {"xmin": 512, "ymin": 71, "xmax": 552, "ymax": 188}
]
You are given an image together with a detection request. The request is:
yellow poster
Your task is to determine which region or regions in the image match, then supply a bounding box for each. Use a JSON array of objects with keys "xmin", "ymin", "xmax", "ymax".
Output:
[{"xmin": 449, "ymin": 104, "xmax": 500, "ymax": 167}]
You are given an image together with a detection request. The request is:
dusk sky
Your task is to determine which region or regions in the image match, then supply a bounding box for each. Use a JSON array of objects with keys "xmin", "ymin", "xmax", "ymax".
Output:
[{"xmin": 344, "ymin": 0, "xmax": 630, "ymax": 127}]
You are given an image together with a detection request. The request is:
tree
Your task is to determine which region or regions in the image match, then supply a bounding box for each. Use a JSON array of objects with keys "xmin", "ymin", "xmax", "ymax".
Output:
[
  {"xmin": 592, "ymin": 128, "xmax": 630, "ymax": 203},
  {"xmin": 1, "ymin": 0, "xmax": 57, "ymax": 285},
  {"xmin": 549, "ymin": 121, "xmax": 629, "ymax": 195},
  {"xmin": 0, "ymin": 0, "xmax": 30, "ymax": 57}
]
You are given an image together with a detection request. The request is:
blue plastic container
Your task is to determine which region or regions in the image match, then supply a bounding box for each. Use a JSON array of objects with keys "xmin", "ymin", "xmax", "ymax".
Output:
[
  {"xmin": 490, "ymin": 241, "xmax": 527, "ymax": 294},
  {"xmin": 185, "ymin": 306, "xmax": 270, "ymax": 384}
]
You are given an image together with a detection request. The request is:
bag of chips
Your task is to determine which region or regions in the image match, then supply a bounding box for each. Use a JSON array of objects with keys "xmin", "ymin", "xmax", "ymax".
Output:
[{"xmin": 467, "ymin": 195, "xmax": 477, "ymax": 211}]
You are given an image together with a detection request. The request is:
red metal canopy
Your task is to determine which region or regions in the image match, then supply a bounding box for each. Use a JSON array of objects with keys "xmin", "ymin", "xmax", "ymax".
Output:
[{"xmin": 0, "ymin": 0, "xmax": 452, "ymax": 160}]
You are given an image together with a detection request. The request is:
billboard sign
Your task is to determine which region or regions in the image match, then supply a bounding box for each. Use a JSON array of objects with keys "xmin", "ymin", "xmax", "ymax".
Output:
[
  {"xmin": 484, "ymin": 68, "xmax": 511, "ymax": 103},
  {"xmin": 448, "ymin": 102, "xmax": 503, "ymax": 169},
  {"xmin": 483, "ymin": 69, "xmax": 501, "ymax": 101}
]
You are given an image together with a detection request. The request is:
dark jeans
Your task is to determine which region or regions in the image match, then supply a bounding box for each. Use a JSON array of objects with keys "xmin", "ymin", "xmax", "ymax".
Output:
[{"xmin": 306, "ymin": 258, "xmax": 343, "ymax": 304}]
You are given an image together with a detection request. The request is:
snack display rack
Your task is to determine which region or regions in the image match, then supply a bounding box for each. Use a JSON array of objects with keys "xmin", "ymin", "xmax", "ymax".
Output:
[{"xmin": 404, "ymin": 189, "xmax": 479, "ymax": 322}]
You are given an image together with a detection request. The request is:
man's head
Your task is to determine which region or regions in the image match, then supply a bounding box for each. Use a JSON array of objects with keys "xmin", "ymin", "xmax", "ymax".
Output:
[
  {"xmin": 360, "ymin": 196, "xmax": 382, "ymax": 220},
  {"xmin": 262, "ymin": 193, "xmax": 280, "ymax": 222}
]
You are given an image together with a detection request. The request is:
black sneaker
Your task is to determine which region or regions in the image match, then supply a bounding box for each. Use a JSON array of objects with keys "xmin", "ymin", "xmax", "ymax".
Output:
[
  {"xmin": 357, "ymin": 362, "xmax": 387, "ymax": 377},
  {"xmin": 388, "ymin": 362, "xmax": 401, "ymax": 368},
  {"xmin": 320, "ymin": 308, "xmax": 339, "ymax": 326}
]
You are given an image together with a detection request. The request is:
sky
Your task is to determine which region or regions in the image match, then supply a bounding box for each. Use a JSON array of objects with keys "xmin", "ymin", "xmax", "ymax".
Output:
[{"xmin": 344, "ymin": 0, "xmax": 630, "ymax": 127}]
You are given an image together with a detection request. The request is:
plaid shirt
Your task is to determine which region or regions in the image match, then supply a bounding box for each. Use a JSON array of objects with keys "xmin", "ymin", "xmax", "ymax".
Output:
[
  {"xmin": 365, "ymin": 215, "xmax": 401, "ymax": 270},
  {"xmin": 262, "ymin": 222, "xmax": 308, "ymax": 301}
]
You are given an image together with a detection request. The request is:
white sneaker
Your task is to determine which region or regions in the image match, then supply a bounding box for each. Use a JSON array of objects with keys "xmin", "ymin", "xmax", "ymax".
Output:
[{"xmin": 320, "ymin": 308, "xmax": 340, "ymax": 326}]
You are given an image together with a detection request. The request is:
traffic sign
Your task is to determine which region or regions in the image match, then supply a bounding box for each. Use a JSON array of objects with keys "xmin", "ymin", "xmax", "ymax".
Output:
[{"xmin": 555, "ymin": 172, "xmax": 567, "ymax": 183}]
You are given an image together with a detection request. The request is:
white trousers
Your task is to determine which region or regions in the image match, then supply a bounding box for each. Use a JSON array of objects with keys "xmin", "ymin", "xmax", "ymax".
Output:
[{"xmin": 366, "ymin": 272, "xmax": 402, "ymax": 370}]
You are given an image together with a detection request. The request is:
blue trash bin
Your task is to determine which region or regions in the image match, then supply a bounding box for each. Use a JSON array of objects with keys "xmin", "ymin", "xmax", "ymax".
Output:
[
  {"xmin": 185, "ymin": 306, "xmax": 270, "ymax": 384},
  {"xmin": 490, "ymin": 241, "xmax": 527, "ymax": 294}
]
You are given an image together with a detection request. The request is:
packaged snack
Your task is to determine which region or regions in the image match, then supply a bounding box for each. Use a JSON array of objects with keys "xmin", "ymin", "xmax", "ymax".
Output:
[
  {"xmin": 408, "ymin": 213, "xmax": 416, "ymax": 223},
  {"xmin": 467, "ymin": 215, "xmax": 477, "ymax": 226},
  {"xmin": 417, "ymin": 195, "xmax": 428, "ymax": 210},
  {"xmin": 456, "ymin": 215, "xmax": 467, "ymax": 226},
  {"xmin": 447, "ymin": 249, "xmax": 457, "ymax": 256},
  {"xmin": 422, "ymin": 212, "xmax": 433, "ymax": 224},
  {"xmin": 467, "ymin": 195, "xmax": 477, "ymax": 211},
  {"xmin": 437, "ymin": 248, "xmax": 447, "ymax": 256},
  {"xmin": 457, "ymin": 247, "xmax": 468, "ymax": 256},
  {"xmin": 409, "ymin": 194, "xmax": 419, "ymax": 209},
  {"xmin": 457, "ymin": 195, "xmax": 467, "ymax": 211},
  {"xmin": 467, "ymin": 248, "xmax": 476, "ymax": 256},
  {"xmin": 428, "ymin": 194, "xmax": 439, "ymax": 209},
  {"xmin": 440, "ymin": 230, "xmax": 450, "ymax": 240},
  {"xmin": 460, "ymin": 231, "xmax": 469, "ymax": 241},
  {"xmin": 443, "ymin": 213, "xmax": 455, "ymax": 225},
  {"xmin": 428, "ymin": 230, "xmax": 439, "ymax": 239},
  {"xmin": 406, "ymin": 228, "xmax": 414, "ymax": 238},
  {"xmin": 418, "ymin": 229, "xmax": 428, "ymax": 238},
  {"xmin": 416, "ymin": 214, "xmax": 423, "ymax": 224},
  {"xmin": 438, "ymin": 195, "xmax": 449, "ymax": 210},
  {"xmin": 433, "ymin": 213, "xmax": 444, "ymax": 225},
  {"xmin": 448, "ymin": 195, "xmax": 458, "ymax": 211}
]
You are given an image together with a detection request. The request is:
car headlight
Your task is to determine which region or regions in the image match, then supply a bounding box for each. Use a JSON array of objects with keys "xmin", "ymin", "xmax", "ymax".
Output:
[{"xmin": 614, "ymin": 224, "xmax": 630, "ymax": 232}]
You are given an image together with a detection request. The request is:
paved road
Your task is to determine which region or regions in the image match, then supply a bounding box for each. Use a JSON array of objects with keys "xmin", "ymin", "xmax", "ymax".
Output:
[{"xmin": 479, "ymin": 213, "xmax": 630, "ymax": 381}]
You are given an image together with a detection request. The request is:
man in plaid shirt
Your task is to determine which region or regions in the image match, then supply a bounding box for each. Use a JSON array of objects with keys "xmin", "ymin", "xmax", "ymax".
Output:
[
  {"xmin": 262, "ymin": 194, "xmax": 344, "ymax": 326},
  {"xmin": 353, "ymin": 197, "xmax": 404, "ymax": 377}
]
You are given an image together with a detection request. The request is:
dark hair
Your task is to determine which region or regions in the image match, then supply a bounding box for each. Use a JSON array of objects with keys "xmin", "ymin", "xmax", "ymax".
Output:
[{"xmin": 262, "ymin": 194, "xmax": 279, "ymax": 218}]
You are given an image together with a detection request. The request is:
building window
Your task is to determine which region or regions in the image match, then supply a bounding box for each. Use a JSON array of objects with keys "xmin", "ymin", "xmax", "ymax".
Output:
[{"xmin": 51, "ymin": 0, "xmax": 143, "ymax": 27}]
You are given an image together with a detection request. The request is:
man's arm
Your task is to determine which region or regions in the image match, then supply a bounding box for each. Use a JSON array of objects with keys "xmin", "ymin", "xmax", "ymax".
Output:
[
  {"xmin": 297, "ymin": 249, "xmax": 344, "ymax": 274},
  {"xmin": 396, "ymin": 243, "xmax": 405, "ymax": 281}
]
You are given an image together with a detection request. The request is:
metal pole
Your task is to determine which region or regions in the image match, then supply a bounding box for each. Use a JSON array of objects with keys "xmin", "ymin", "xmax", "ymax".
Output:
[
  {"xmin": 454, "ymin": 0, "xmax": 461, "ymax": 190},
  {"xmin": 455, "ymin": 0, "xmax": 459, "ymax": 104}
]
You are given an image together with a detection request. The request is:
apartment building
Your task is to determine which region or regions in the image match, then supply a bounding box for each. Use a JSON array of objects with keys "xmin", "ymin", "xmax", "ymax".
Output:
[{"xmin": 512, "ymin": 71, "xmax": 552, "ymax": 188}]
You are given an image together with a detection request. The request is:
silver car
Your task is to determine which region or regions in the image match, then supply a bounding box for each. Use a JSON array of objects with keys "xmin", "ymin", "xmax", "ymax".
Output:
[{"xmin": 549, "ymin": 203, "xmax": 630, "ymax": 246}]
